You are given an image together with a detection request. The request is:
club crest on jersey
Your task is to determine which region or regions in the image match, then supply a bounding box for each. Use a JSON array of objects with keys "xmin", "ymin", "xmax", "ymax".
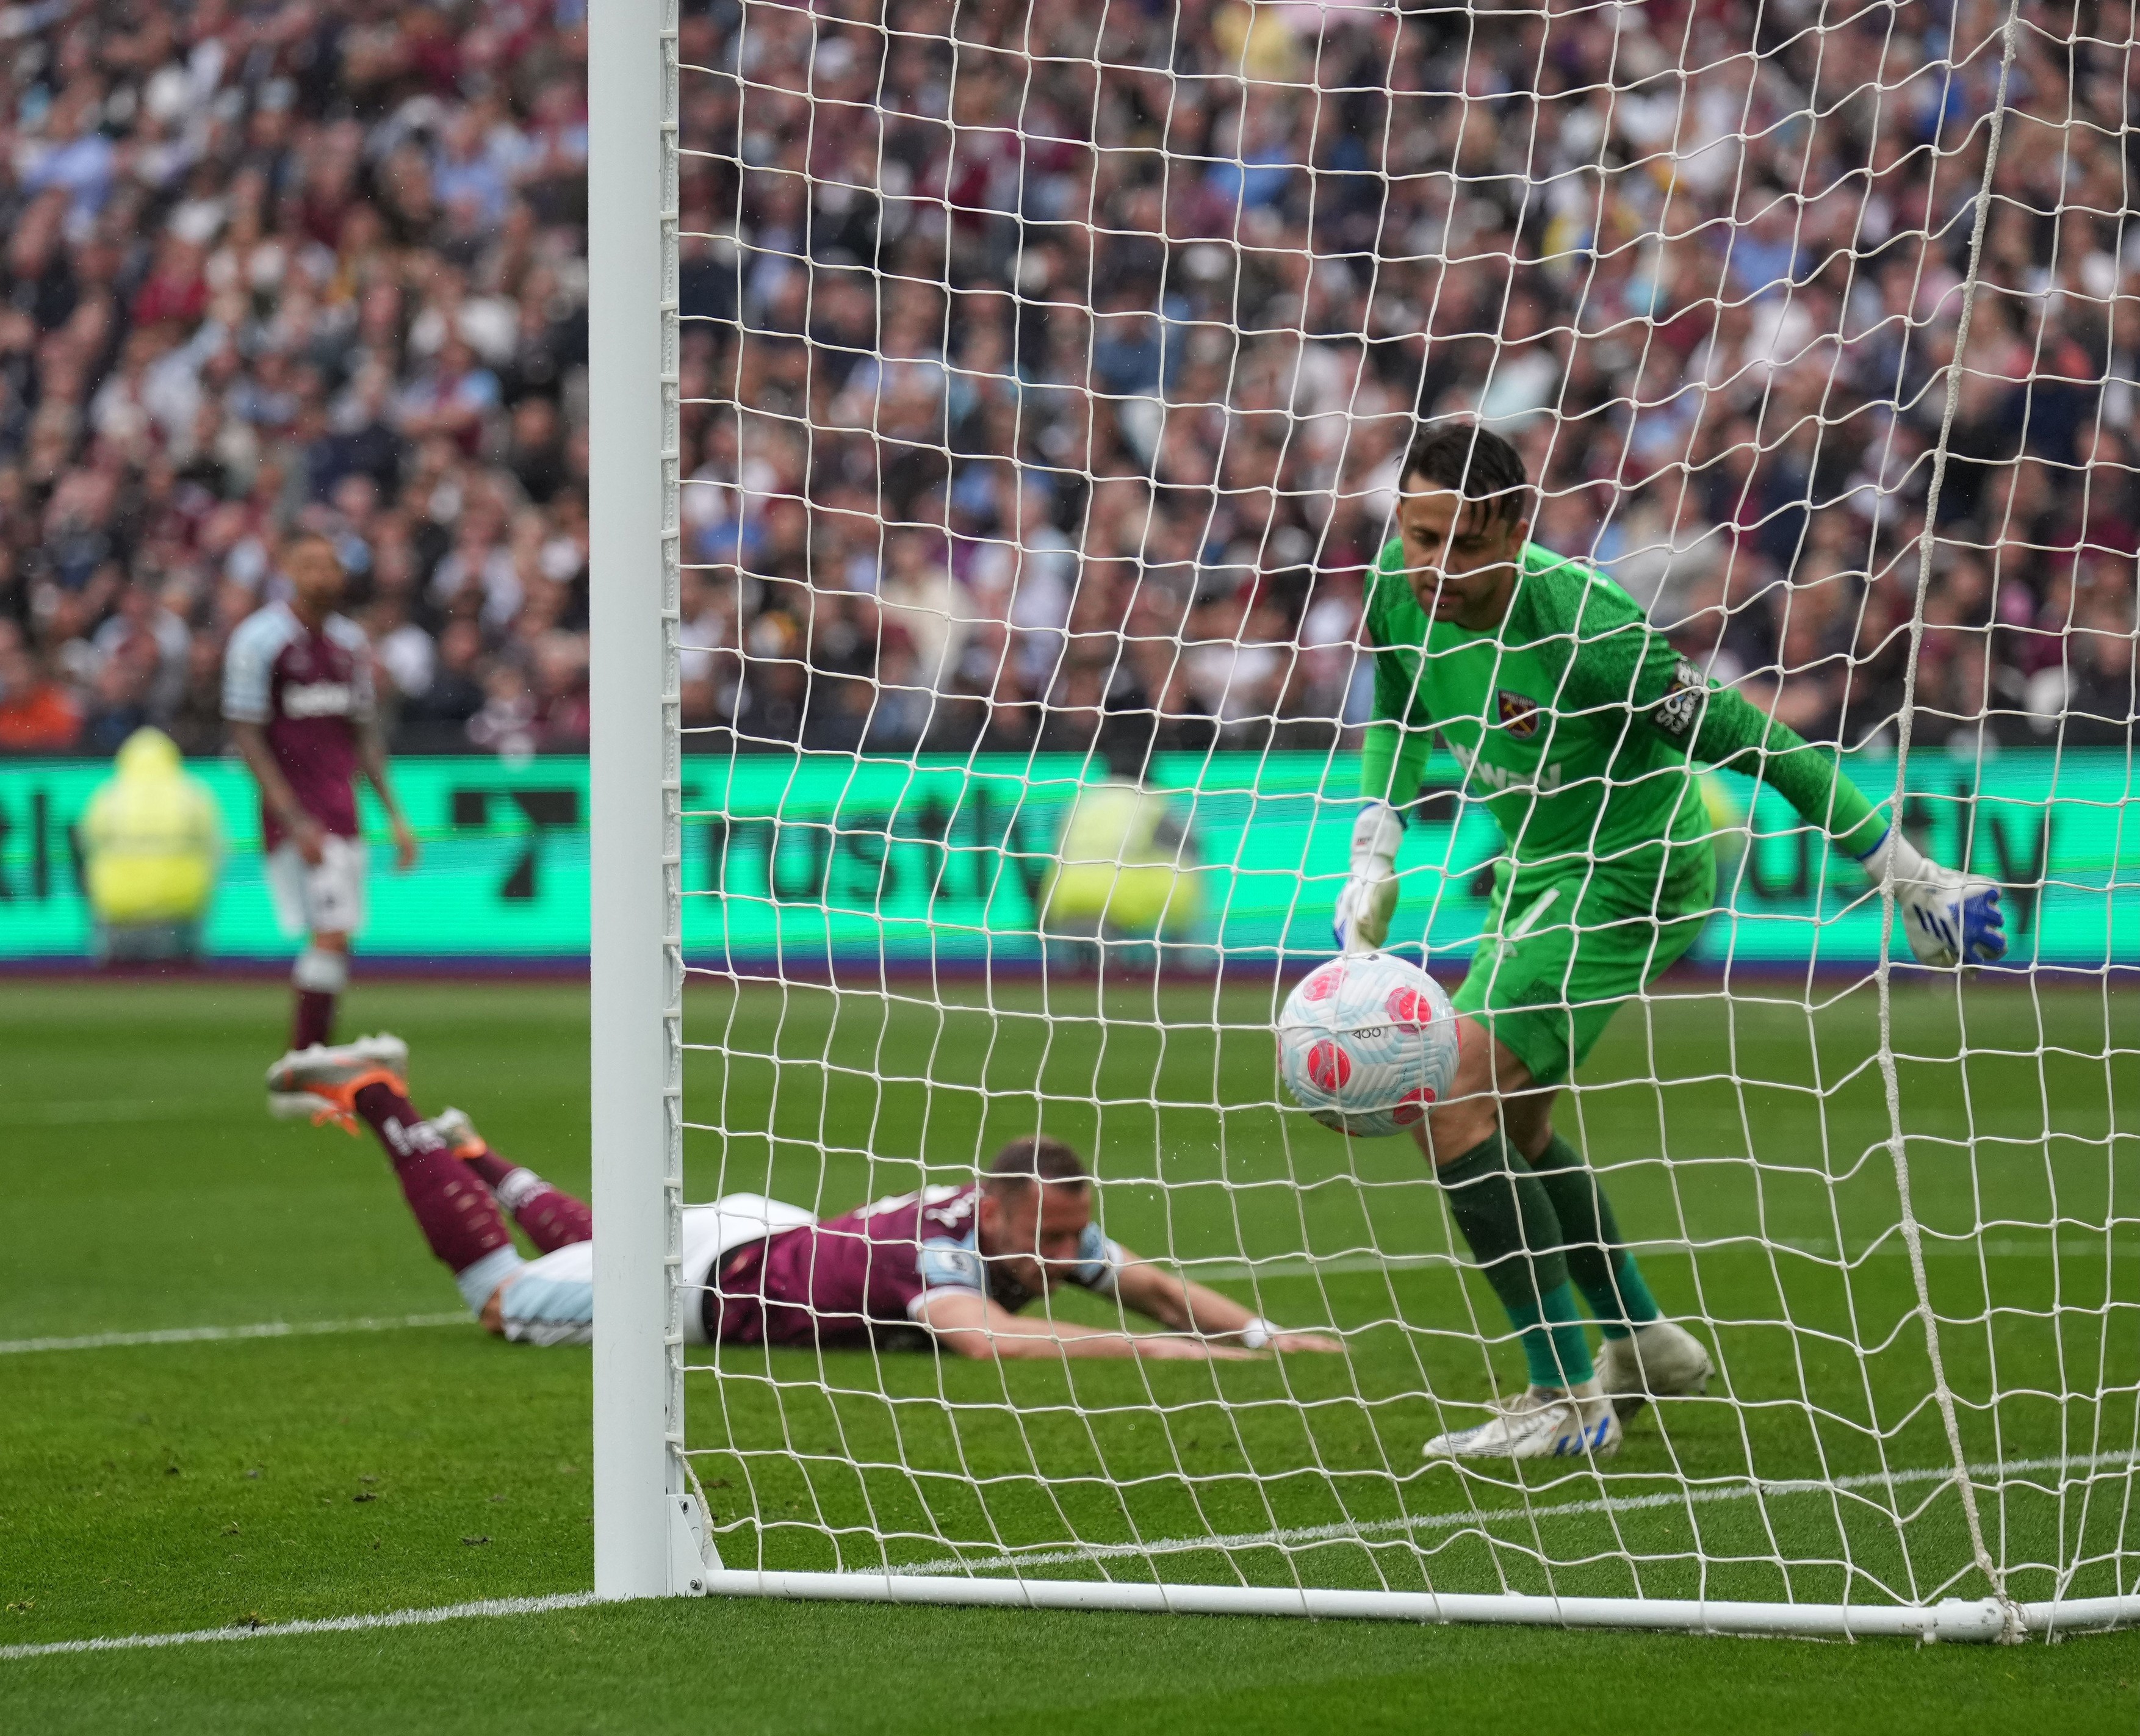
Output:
[{"xmin": 1494, "ymin": 689, "xmax": 1541, "ymax": 738}]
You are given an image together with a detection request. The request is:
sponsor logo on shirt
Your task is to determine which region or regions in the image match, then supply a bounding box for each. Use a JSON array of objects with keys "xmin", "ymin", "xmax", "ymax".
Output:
[
  {"xmin": 1447, "ymin": 739, "xmax": 1564, "ymax": 794},
  {"xmin": 1494, "ymin": 688, "xmax": 1541, "ymax": 738},
  {"xmin": 858, "ymin": 1183, "xmax": 972, "ymax": 1226},
  {"xmin": 282, "ymin": 680, "xmax": 355, "ymax": 719},
  {"xmin": 1651, "ymin": 659, "xmax": 1707, "ymax": 737}
]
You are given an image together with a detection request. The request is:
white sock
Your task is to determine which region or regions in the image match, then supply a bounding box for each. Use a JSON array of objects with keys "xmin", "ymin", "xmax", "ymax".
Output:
[
  {"xmin": 493, "ymin": 1168, "xmax": 549, "ymax": 1212},
  {"xmin": 293, "ymin": 947, "xmax": 348, "ymax": 995}
]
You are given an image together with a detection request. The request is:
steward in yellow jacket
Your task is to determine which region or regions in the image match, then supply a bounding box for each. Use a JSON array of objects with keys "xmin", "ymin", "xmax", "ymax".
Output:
[{"xmin": 81, "ymin": 728, "xmax": 222, "ymax": 960}]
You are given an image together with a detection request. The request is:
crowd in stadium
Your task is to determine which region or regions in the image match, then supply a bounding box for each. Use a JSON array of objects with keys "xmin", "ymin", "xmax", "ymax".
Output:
[
  {"xmin": 0, "ymin": 0, "xmax": 2132, "ymax": 762},
  {"xmin": 0, "ymin": 0, "xmax": 593, "ymax": 758}
]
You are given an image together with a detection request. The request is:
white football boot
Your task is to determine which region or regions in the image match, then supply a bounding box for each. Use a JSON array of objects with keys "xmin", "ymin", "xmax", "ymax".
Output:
[
  {"xmin": 429, "ymin": 1106, "xmax": 487, "ymax": 1159},
  {"xmin": 267, "ymin": 1032, "xmax": 409, "ymax": 1124},
  {"xmin": 1596, "ymin": 1320, "xmax": 1715, "ymax": 1421},
  {"xmin": 1422, "ymin": 1382, "xmax": 1622, "ymax": 1462}
]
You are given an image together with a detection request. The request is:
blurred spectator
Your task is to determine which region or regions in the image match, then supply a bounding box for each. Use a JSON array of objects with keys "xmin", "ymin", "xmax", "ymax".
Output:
[
  {"xmin": 0, "ymin": 625, "xmax": 83, "ymax": 750},
  {"xmin": 0, "ymin": 0, "xmax": 591, "ymax": 761},
  {"xmin": 81, "ymin": 726, "xmax": 222, "ymax": 963},
  {"xmin": 681, "ymin": 0, "xmax": 2138, "ymax": 762},
  {"xmin": 467, "ymin": 659, "xmax": 538, "ymax": 758},
  {"xmin": 2030, "ymin": 576, "xmax": 2139, "ymax": 747},
  {"xmin": 876, "ymin": 530, "xmax": 976, "ymax": 698},
  {"xmin": 400, "ymin": 616, "xmax": 488, "ymax": 747},
  {"xmin": 531, "ymin": 630, "xmax": 591, "ymax": 746}
]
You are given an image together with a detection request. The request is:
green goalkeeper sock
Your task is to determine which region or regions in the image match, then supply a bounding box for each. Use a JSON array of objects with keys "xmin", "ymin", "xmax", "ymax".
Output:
[
  {"xmin": 1529, "ymin": 1133, "xmax": 1662, "ymax": 1341},
  {"xmin": 1504, "ymin": 1283, "xmax": 1596, "ymax": 1391},
  {"xmin": 1438, "ymin": 1133, "xmax": 1596, "ymax": 1389}
]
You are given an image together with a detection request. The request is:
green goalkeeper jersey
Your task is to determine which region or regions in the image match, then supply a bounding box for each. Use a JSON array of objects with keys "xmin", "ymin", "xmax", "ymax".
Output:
[{"xmin": 1359, "ymin": 538, "xmax": 1889, "ymax": 873}]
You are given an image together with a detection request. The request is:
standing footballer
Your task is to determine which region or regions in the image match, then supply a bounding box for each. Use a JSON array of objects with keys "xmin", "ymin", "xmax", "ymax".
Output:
[
  {"xmin": 1338, "ymin": 423, "xmax": 2005, "ymax": 1463},
  {"xmin": 223, "ymin": 533, "xmax": 418, "ymax": 1060}
]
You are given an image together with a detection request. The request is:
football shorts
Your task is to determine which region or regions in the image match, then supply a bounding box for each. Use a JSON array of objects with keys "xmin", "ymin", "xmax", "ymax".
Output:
[
  {"xmin": 496, "ymin": 1195, "xmax": 817, "ymax": 1347},
  {"xmin": 265, "ymin": 832, "xmax": 367, "ymax": 937},
  {"xmin": 1451, "ymin": 841, "xmax": 1717, "ymax": 1088}
]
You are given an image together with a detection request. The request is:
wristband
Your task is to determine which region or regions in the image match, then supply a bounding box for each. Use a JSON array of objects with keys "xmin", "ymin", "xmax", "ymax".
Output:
[
  {"xmin": 1855, "ymin": 824, "xmax": 1931, "ymax": 884},
  {"xmin": 1240, "ymin": 1317, "xmax": 1278, "ymax": 1351},
  {"xmin": 1852, "ymin": 823, "xmax": 1893, "ymax": 867}
]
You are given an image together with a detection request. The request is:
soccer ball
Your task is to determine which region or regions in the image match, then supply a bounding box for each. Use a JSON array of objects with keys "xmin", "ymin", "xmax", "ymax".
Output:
[{"xmin": 1277, "ymin": 953, "xmax": 1461, "ymax": 1139}]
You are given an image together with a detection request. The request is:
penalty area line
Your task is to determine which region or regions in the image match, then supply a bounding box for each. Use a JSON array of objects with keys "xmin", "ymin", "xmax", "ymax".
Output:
[
  {"xmin": 0, "ymin": 1313, "xmax": 469, "ymax": 1356},
  {"xmin": 0, "ymin": 1593, "xmax": 604, "ymax": 1663}
]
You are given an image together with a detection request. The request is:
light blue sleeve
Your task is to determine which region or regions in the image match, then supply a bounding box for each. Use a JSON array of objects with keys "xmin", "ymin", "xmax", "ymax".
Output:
[
  {"xmin": 916, "ymin": 1235, "xmax": 987, "ymax": 1294},
  {"xmin": 222, "ymin": 611, "xmax": 283, "ymax": 724},
  {"xmin": 326, "ymin": 615, "xmax": 378, "ymax": 721},
  {"xmin": 1067, "ymin": 1224, "xmax": 1124, "ymax": 1297}
]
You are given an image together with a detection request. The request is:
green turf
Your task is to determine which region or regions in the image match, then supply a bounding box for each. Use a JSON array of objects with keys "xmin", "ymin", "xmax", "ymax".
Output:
[
  {"xmin": 4, "ymin": 977, "xmax": 2138, "ymax": 1731},
  {"xmin": 6, "ymin": 1598, "xmax": 2140, "ymax": 1735},
  {"xmin": 683, "ymin": 972, "xmax": 2140, "ymax": 1609}
]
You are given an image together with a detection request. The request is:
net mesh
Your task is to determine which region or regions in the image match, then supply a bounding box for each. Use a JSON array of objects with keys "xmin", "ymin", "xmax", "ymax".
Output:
[{"xmin": 671, "ymin": 0, "xmax": 2140, "ymax": 1616}]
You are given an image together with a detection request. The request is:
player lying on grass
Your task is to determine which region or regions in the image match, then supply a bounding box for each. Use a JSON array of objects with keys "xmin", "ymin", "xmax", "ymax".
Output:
[
  {"xmin": 269, "ymin": 1039, "xmax": 1342, "ymax": 1362},
  {"xmin": 1337, "ymin": 422, "xmax": 2005, "ymax": 1463}
]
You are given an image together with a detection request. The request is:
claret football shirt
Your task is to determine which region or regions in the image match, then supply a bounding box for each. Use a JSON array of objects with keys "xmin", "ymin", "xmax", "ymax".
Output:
[{"xmin": 222, "ymin": 599, "xmax": 374, "ymax": 848}]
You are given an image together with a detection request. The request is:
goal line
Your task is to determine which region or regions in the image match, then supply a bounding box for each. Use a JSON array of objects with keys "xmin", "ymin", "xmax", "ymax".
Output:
[
  {"xmin": 0, "ymin": 1594, "xmax": 602, "ymax": 1665},
  {"xmin": 877, "ymin": 1447, "xmax": 2140, "ymax": 1580},
  {"xmin": 0, "ymin": 1314, "xmax": 468, "ymax": 1358},
  {"xmin": 1, "ymin": 1449, "xmax": 2130, "ymax": 1662}
]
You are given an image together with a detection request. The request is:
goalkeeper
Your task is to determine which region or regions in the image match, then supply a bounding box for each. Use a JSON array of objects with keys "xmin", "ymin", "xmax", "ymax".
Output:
[{"xmin": 1335, "ymin": 423, "xmax": 2005, "ymax": 1464}]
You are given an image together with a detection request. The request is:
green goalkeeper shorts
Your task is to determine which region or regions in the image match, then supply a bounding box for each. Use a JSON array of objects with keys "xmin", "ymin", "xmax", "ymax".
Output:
[{"xmin": 1450, "ymin": 843, "xmax": 1717, "ymax": 1089}]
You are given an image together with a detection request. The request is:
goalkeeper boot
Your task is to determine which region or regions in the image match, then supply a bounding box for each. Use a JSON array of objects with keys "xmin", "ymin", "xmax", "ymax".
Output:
[
  {"xmin": 1422, "ymin": 1382, "xmax": 1621, "ymax": 1463},
  {"xmin": 267, "ymin": 1035, "xmax": 409, "ymax": 1133},
  {"xmin": 1597, "ymin": 1320, "xmax": 1715, "ymax": 1421}
]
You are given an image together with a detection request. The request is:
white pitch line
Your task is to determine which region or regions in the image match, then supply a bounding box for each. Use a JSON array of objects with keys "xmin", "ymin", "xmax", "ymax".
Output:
[
  {"xmin": 13, "ymin": 1100, "xmax": 224, "ymax": 1126},
  {"xmin": 0, "ymin": 1593, "xmax": 603, "ymax": 1663},
  {"xmin": 7, "ymin": 1449, "xmax": 2137, "ymax": 1660},
  {"xmin": 1180, "ymin": 1237, "xmax": 2135, "ymax": 1282},
  {"xmin": 883, "ymin": 1447, "xmax": 2140, "ymax": 1579},
  {"xmin": 0, "ymin": 1313, "xmax": 468, "ymax": 1356},
  {"xmin": 10, "ymin": 1231, "xmax": 2128, "ymax": 1349}
]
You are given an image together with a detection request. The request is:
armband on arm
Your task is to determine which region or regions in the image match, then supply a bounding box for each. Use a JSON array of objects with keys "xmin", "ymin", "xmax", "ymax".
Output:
[{"xmin": 1648, "ymin": 657, "xmax": 1710, "ymax": 740}]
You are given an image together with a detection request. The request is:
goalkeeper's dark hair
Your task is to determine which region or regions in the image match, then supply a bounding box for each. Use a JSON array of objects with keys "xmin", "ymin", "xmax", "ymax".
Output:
[
  {"xmin": 984, "ymin": 1135, "xmax": 1090, "ymax": 1194},
  {"xmin": 1399, "ymin": 422, "xmax": 1533, "ymax": 525}
]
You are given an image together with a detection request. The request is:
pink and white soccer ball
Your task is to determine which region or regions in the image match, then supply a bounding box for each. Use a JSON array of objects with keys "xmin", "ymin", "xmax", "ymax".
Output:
[{"xmin": 1277, "ymin": 953, "xmax": 1461, "ymax": 1138}]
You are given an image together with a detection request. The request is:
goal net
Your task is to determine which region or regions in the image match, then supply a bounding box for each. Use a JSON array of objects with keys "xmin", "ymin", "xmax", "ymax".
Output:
[{"xmin": 588, "ymin": 0, "xmax": 2140, "ymax": 1636}]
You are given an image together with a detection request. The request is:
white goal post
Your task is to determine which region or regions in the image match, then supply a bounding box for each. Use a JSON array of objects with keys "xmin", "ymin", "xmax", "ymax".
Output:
[
  {"xmin": 589, "ymin": 0, "xmax": 2140, "ymax": 1637},
  {"xmin": 589, "ymin": 0, "xmax": 702, "ymax": 1599}
]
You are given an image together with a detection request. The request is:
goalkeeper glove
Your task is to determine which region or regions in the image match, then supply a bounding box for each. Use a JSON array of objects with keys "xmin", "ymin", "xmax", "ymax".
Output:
[
  {"xmin": 1333, "ymin": 801, "xmax": 1404, "ymax": 954},
  {"xmin": 1855, "ymin": 825, "xmax": 2006, "ymax": 967}
]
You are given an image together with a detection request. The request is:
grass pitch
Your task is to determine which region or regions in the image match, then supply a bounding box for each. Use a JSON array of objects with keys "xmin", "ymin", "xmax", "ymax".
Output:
[
  {"xmin": 691, "ymin": 970, "xmax": 2140, "ymax": 1611},
  {"xmin": 4, "ymin": 976, "xmax": 2139, "ymax": 1731}
]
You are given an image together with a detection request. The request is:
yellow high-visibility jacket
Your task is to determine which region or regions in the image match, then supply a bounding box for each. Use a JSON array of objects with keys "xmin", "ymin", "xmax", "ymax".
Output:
[
  {"xmin": 82, "ymin": 728, "xmax": 222, "ymax": 924},
  {"xmin": 1040, "ymin": 780, "xmax": 1200, "ymax": 938}
]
